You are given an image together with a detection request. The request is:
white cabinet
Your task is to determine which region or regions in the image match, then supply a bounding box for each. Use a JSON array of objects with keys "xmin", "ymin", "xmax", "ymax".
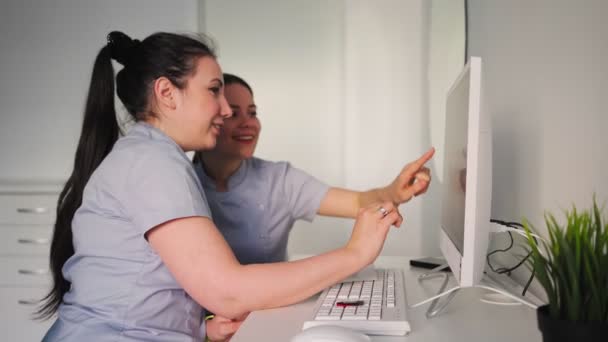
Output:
[{"xmin": 0, "ymin": 180, "xmax": 63, "ymax": 341}]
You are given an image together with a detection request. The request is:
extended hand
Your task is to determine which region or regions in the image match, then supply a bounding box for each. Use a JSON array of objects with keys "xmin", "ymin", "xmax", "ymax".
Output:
[
  {"xmin": 386, "ymin": 148, "xmax": 434, "ymax": 204},
  {"xmin": 347, "ymin": 201, "xmax": 402, "ymax": 265},
  {"xmin": 205, "ymin": 313, "xmax": 249, "ymax": 342}
]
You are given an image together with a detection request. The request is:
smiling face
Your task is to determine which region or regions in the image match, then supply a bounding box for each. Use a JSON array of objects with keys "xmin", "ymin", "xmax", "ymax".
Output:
[
  {"xmin": 210, "ymin": 82, "xmax": 261, "ymax": 160},
  {"xmin": 171, "ymin": 56, "xmax": 233, "ymax": 151}
]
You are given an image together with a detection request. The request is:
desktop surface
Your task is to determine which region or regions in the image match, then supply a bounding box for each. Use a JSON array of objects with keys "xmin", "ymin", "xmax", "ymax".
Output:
[{"xmin": 231, "ymin": 256, "xmax": 542, "ymax": 342}]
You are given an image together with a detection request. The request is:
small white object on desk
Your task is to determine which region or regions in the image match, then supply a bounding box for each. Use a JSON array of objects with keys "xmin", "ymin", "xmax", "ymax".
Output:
[{"xmin": 291, "ymin": 325, "xmax": 371, "ymax": 342}]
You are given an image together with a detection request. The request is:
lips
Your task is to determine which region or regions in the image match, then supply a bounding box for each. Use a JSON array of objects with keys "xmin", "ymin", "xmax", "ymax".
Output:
[
  {"xmin": 233, "ymin": 135, "xmax": 255, "ymax": 142},
  {"xmin": 210, "ymin": 121, "xmax": 223, "ymax": 136},
  {"xmin": 232, "ymin": 130, "xmax": 257, "ymax": 142}
]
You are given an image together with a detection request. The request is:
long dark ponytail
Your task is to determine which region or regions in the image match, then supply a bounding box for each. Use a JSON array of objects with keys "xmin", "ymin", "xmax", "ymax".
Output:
[{"xmin": 37, "ymin": 31, "xmax": 216, "ymax": 319}]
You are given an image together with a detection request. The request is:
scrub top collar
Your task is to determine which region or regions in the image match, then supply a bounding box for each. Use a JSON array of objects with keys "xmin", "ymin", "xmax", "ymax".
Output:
[{"xmin": 197, "ymin": 158, "xmax": 249, "ymax": 193}]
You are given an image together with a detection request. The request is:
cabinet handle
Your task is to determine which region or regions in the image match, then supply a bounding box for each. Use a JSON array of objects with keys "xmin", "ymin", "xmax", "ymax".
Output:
[
  {"xmin": 16, "ymin": 207, "xmax": 49, "ymax": 214},
  {"xmin": 17, "ymin": 238, "xmax": 50, "ymax": 245},
  {"xmin": 18, "ymin": 299, "xmax": 39, "ymax": 306},
  {"xmin": 18, "ymin": 269, "xmax": 49, "ymax": 275}
]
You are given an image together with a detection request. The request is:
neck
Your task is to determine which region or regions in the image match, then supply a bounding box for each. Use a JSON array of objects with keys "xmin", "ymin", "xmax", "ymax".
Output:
[
  {"xmin": 143, "ymin": 117, "xmax": 188, "ymax": 151},
  {"xmin": 200, "ymin": 152, "xmax": 243, "ymax": 192}
]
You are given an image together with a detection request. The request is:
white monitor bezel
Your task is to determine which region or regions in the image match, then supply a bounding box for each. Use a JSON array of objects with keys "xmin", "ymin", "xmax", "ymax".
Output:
[{"xmin": 439, "ymin": 56, "xmax": 492, "ymax": 288}]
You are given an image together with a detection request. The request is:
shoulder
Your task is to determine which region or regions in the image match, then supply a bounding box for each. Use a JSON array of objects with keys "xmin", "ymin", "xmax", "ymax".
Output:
[
  {"xmin": 98, "ymin": 132, "xmax": 199, "ymax": 196},
  {"xmin": 116, "ymin": 127, "xmax": 191, "ymax": 169},
  {"xmin": 249, "ymin": 158, "xmax": 319, "ymax": 188}
]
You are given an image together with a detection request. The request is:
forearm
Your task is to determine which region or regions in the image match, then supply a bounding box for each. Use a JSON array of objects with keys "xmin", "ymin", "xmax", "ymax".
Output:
[
  {"xmin": 358, "ymin": 187, "xmax": 393, "ymax": 210},
  {"xmin": 318, "ymin": 149, "xmax": 434, "ymax": 219},
  {"xmin": 224, "ymin": 248, "xmax": 364, "ymax": 314},
  {"xmin": 318, "ymin": 187, "xmax": 393, "ymax": 218}
]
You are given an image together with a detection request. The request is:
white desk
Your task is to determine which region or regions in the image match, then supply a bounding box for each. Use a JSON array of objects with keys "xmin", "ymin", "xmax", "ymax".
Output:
[{"xmin": 231, "ymin": 256, "xmax": 543, "ymax": 341}]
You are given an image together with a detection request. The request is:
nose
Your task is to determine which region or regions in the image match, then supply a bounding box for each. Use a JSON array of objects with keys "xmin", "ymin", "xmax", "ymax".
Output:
[
  {"xmin": 219, "ymin": 95, "xmax": 232, "ymax": 118},
  {"xmin": 238, "ymin": 113, "xmax": 259, "ymax": 128}
]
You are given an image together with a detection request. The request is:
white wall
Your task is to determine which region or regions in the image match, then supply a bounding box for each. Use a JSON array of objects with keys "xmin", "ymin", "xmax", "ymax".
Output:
[
  {"xmin": 0, "ymin": 0, "xmax": 466, "ymax": 258},
  {"xmin": 424, "ymin": 0, "xmax": 466, "ymax": 254},
  {"xmin": 342, "ymin": 1, "xmax": 430, "ymax": 257},
  {"xmin": 468, "ymin": 0, "xmax": 608, "ymax": 291},
  {"xmin": 0, "ymin": 0, "xmax": 199, "ymax": 180},
  {"xmin": 201, "ymin": 0, "xmax": 452, "ymax": 256},
  {"xmin": 469, "ymin": 0, "xmax": 608, "ymax": 231}
]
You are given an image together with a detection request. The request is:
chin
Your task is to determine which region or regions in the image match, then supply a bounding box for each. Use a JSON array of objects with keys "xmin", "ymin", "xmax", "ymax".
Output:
[
  {"xmin": 199, "ymin": 139, "xmax": 217, "ymax": 151},
  {"xmin": 239, "ymin": 149, "xmax": 255, "ymax": 159}
]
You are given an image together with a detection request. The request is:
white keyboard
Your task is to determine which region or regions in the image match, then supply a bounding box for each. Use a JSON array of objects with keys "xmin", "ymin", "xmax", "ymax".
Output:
[{"xmin": 302, "ymin": 268, "xmax": 410, "ymax": 336}]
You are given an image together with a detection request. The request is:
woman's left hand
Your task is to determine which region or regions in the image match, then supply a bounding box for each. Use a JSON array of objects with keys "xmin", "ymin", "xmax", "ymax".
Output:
[
  {"xmin": 205, "ymin": 313, "xmax": 249, "ymax": 342},
  {"xmin": 386, "ymin": 148, "xmax": 434, "ymax": 204}
]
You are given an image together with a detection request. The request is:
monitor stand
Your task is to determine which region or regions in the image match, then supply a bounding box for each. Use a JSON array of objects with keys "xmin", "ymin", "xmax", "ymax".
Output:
[
  {"xmin": 417, "ymin": 264, "xmax": 461, "ymax": 318},
  {"xmin": 416, "ymin": 264, "xmax": 539, "ymax": 318}
]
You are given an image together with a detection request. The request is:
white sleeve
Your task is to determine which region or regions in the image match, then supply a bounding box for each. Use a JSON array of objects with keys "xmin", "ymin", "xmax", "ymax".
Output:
[{"xmin": 280, "ymin": 162, "xmax": 329, "ymax": 222}]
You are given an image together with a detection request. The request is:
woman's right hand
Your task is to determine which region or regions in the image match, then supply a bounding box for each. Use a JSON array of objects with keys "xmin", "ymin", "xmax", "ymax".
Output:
[
  {"xmin": 205, "ymin": 313, "xmax": 249, "ymax": 342},
  {"xmin": 345, "ymin": 201, "xmax": 402, "ymax": 266}
]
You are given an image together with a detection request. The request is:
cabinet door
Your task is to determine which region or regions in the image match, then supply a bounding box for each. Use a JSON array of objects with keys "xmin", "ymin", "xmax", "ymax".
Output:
[
  {"xmin": 0, "ymin": 287, "xmax": 54, "ymax": 341},
  {"xmin": 0, "ymin": 257, "xmax": 51, "ymax": 286},
  {"xmin": 0, "ymin": 225, "xmax": 52, "ymax": 256},
  {"xmin": 0, "ymin": 194, "xmax": 57, "ymax": 225}
]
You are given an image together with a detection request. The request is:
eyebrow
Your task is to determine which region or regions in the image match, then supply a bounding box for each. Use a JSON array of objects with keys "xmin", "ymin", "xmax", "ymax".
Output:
[
  {"xmin": 211, "ymin": 78, "xmax": 224, "ymax": 87},
  {"xmin": 229, "ymin": 104, "xmax": 257, "ymax": 110}
]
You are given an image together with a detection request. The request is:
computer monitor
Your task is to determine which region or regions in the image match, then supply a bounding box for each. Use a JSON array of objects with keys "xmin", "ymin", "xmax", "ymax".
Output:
[{"xmin": 439, "ymin": 56, "xmax": 492, "ymax": 288}]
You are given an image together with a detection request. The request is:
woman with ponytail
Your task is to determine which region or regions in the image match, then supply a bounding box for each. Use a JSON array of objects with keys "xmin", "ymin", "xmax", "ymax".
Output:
[{"xmin": 40, "ymin": 31, "xmax": 401, "ymax": 342}]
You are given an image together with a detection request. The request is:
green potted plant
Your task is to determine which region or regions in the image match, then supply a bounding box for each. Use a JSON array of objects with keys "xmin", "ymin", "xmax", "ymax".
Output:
[{"xmin": 524, "ymin": 198, "xmax": 608, "ymax": 342}]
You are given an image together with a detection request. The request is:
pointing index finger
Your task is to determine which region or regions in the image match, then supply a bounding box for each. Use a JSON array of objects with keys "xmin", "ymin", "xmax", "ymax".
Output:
[{"xmin": 407, "ymin": 148, "xmax": 435, "ymax": 173}]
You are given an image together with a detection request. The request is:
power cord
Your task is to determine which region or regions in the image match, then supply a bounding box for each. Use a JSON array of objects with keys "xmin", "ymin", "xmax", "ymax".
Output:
[
  {"xmin": 488, "ymin": 219, "xmax": 536, "ymax": 296},
  {"xmin": 486, "ymin": 231, "xmax": 514, "ymax": 273}
]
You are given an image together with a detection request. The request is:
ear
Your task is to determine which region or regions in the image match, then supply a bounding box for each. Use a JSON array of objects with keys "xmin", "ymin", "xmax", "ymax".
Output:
[{"xmin": 153, "ymin": 77, "xmax": 177, "ymax": 111}]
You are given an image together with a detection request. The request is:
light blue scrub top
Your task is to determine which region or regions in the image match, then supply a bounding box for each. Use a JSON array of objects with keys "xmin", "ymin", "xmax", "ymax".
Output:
[
  {"xmin": 43, "ymin": 123, "xmax": 212, "ymax": 342},
  {"xmin": 193, "ymin": 157, "xmax": 329, "ymax": 264}
]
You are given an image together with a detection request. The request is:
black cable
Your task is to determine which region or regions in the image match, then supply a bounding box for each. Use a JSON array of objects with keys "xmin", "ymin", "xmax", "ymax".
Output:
[
  {"xmin": 488, "ymin": 219, "xmax": 536, "ymax": 272},
  {"xmin": 486, "ymin": 231, "xmax": 514, "ymax": 273},
  {"xmin": 497, "ymin": 251, "xmax": 532, "ymax": 275},
  {"xmin": 490, "ymin": 218, "xmax": 524, "ymax": 229},
  {"xmin": 489, "ymin": 218, "xmax": 538, "ymax": 296},
  {"xmin": 522, "ymin": 266, "xmax": 535, "ymax": 296}
]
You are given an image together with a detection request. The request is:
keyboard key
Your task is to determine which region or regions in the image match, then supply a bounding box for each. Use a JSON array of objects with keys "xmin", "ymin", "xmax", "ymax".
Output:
[{"xmin": 337, "ymin": 282, "xmax": 352, "ymax": 300}]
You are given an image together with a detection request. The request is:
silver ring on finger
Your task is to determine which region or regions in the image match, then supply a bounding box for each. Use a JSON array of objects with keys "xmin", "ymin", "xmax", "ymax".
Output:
[{"xmin": 378, "ymin": 206, "xmax": 389, "ymax": 217}]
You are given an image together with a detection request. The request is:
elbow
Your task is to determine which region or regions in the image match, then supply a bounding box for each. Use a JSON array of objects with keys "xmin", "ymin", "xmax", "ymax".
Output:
[
  {"xmin": 213, "ymin": 297, "xmax": 250, "ymax": 320},
  {"xmin": 203, "ymin": 293, "xmax": 250, "ymax": 320},
  {"xmin": 197, "ymin": 273, "xmax": 252, "ymax": 319}
]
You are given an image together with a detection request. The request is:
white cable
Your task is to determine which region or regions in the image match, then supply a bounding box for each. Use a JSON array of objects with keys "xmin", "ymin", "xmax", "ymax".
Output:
[
  {"xmin": 509, "ymin": 228, "xmax": 548, "ymax": 244},
  {"xmin": 508, "ymin": 229, "xmax": 551, "ymax": 259},
  {"xmin": 409, "ymin": 286, "xmax": 461, "ymax": 309},
  {"xmin": 410, "ymin": 282, "xmax": 540, "ymax": 310},
  {"xmin": 475, "ymin": 285, "xmax": 538, "ymax": 309},
  {"xmin": 492, "ymin": 224, "xmax": 548, "ymax": 244},
  {"xmin": 479, "ymin": 293, "xmax": 522, "ymax": 306}
]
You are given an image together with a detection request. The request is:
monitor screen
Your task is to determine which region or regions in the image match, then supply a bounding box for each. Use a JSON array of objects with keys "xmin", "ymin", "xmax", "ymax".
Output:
[{"xmin": 439, "ymin": 56, "xmax": 492, "ymax": 287}]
